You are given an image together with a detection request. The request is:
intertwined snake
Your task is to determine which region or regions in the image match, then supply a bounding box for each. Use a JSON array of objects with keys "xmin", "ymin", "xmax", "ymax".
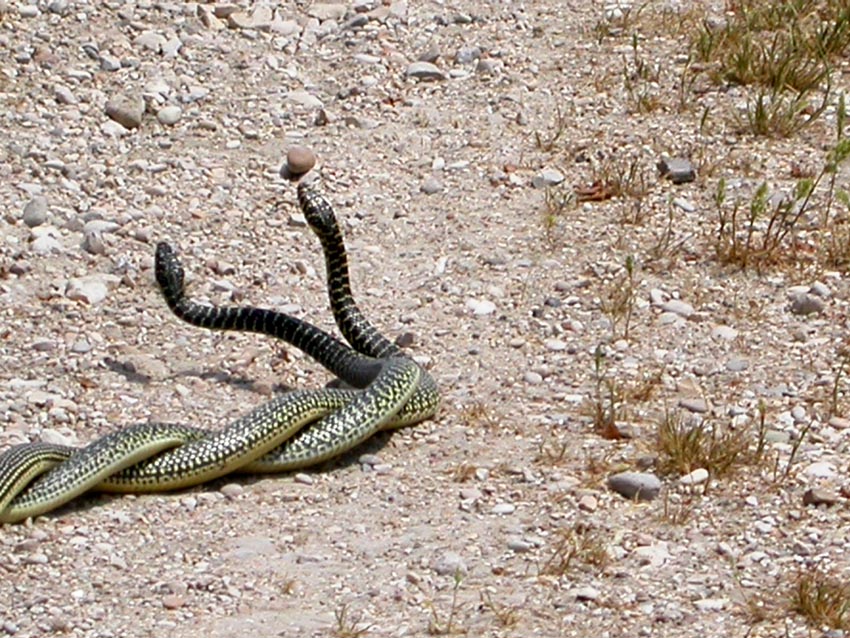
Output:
[{"xmin": 0, "ymin": 179, "xmax": 439, "ymax": 523}]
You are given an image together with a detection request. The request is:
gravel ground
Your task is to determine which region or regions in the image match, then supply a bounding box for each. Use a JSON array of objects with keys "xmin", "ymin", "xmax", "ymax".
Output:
[{"xmin": 1, "ymin": 2, "xmax": 850, "ymax": 637}]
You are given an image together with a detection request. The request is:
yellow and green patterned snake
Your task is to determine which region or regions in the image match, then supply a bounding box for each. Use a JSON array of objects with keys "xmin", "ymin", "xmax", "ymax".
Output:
[{"xmin": 0, "ymin": 179, "xmax": 439, "ymax": 523}]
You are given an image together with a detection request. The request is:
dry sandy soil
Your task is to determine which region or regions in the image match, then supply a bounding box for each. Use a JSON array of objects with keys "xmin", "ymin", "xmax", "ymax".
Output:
[{"xmin": 1, "ymin": 1, "xmax": 850, "ymax": 637}]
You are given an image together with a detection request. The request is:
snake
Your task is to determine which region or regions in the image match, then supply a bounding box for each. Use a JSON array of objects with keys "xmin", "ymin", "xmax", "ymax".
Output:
[{"xmin": 0, "ymin": 178, "xmax": 438, "ymax": 523}]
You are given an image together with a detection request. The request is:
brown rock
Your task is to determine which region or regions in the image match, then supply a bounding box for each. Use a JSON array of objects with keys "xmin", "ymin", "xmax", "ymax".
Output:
[
  {"xmin": 161, "ymin": 595, "xmax": 185, "ymax": 610},
  {"xmin": 286, "ymin": 146, "xmax": 316, "ymax": 176},
  {"xmin": 802, "ymin": 488, "xmax": 839, "ymax": 507}
]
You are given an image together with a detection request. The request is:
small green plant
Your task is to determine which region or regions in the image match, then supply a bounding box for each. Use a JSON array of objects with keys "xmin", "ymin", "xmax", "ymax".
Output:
[
  {"xmin": 535, "ymin": 433, "xmax": 569, "ymax": 466},
  {"xmin": 427, "ymin": 569, "xmax": 465, "ymax": 635},
  {"xmin": 541, "ymin": 184, "xmax": 576, "ymax": 245},
  {"xmin": 714, "ymin": 137, "xmax": 850, "ymax": 271},
  {"xmin": 535, "ymin": 104, "xmax": 570, "ymax": 152},
  {"xmin": 659, "ymin": 491, "xmax": 695, "ymax": 525},
  {"xmin": 577, "ymin": 156, "xmax": 651, "ymax": 206},
  {"xmin": 600, "ymin": 256, "xmax": 638, "ymax": 340},
  {"xmin": 459, "ymin": 401, "xmax": 497, "ymax": 431},
  {"xmin": 740, "ymin": 86, "xmax": 829, "ymax": 138},
  {"xmin": 828, "ymin": 344, "xmax": 850, "ymax": 418},
  {"xmin": 791, "ymin": 568, "xmax": 850, "ymax": 631},
  {"xmin": 479, "ymin": 591, "xmax": 520, "ymax": 628},
  {"xmin": 583, "ymin": 346, "xmax": 625, "ymax": 438},
  {"xmin": 540, "ymin": 523, "xmax": 609, "ymax": 577},
  {"xmin": 621, "ymin": 33, "xmax": 663, "ymax": 113},
  {"xmin": 647, "ymin": 203, "xmax": 684, "ymax": 266},
  {"xmin": 333, "ymin": 603, "xmax": 372, "ymax": 638}
]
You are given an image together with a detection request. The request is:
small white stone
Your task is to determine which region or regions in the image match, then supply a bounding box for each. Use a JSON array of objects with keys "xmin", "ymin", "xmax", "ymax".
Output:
[
  {"xmin": 156, "ymin": 105, "xmax": 183, "ymax": 125},
  {"xmin": 679, "ymin": 468, "xmax": 709, "ymax": 485},
  {"xmin": 467, "ymin": 299, "xmax": 495, "ymax": 315},
  {"xmin": 491, "ymin": 503, "xmax": 515, "ymax": 515}
]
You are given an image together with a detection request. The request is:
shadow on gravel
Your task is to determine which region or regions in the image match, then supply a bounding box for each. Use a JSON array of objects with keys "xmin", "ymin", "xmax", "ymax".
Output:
[{"xmin": 103, "ymin": 357, "xmax": 295, "ymax": 395}]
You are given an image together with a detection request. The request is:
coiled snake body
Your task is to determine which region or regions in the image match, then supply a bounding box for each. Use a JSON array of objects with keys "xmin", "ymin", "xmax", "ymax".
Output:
[{"xmin": 0, "ymin": 180, "xmax": 439, "ymax": 523}]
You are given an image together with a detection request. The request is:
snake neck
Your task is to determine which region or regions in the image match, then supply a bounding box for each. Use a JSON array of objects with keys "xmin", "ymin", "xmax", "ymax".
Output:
[{"xmin": 297, "ymin": 183, "xmax": 401, "ymax": 360}]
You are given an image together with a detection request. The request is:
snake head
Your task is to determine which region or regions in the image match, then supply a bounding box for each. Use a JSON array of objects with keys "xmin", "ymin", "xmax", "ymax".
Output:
[{"xmin": 296, "ymin": 182, "xmax": 341, "ymax": 238}]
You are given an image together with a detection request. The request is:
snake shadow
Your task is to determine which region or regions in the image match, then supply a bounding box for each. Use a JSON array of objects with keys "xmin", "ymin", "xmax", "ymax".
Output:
[{"xmin": 103, "ymin": 357, "xmax": 293, "ymax": 395}]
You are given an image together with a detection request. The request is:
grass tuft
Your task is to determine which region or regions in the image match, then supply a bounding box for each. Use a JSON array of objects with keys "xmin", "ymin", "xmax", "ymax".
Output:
[
  {"xmin": 655, "ymin": 408, "xmax": 766, "ymax": 479},
  {"xmin": 540, "ymin": 523, "xmax": 609, "ymax": 577},
  {"xmin": 689, "ymin": 0, "xmax": 850, "ymax": 137},
  {"xmin": 791, "ymin": 569, "xmax": 850, "ymax": 631},
  {"xmin": 333, "ymin": 604, "xmax": 372, "ymax": 638}
]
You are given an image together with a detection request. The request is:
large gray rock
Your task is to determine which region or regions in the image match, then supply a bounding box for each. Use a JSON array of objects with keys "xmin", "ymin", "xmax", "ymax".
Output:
[
  {"xmin": 607, "ymin": 471, "xmax": 661, "ymax": 501},
  {"xmin": 105, "ymin": 94, "xmax": 145, "ymax": 129}
]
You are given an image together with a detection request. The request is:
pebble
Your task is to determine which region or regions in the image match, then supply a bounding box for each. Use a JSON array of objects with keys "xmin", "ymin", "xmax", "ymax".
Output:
[
  {"xmin": 633, "ymin": 542, "xmax": 670, "ymax": 566},
  {"xmin": 119, "ymin": 353, "xmax": 169, "ymax": 381},
  {"xmin": 507, "ymin": 538, "xmax": 533, "ymax": 553},
  {"xmin": 134, "ymin": 31, "xmax": 166, "ymax": 53},
  {"xmin": 803, "ymin": 461, "xmax": 836, "ymax": 479},
  {"xmin": 308, "ymin": 3, "xmax": 347, "ymax": 21},
  {"xmin": 286, "ymin": 90, "xmax": 323, "ymax": 109},
  {"xmin": 30, "ymin": 227, "xmax": 62, "ymax": 254},
  {"xmin": 467, "ymin": 299, "xmax": 495, "ymax": 315},
  {"xmin": 658, "ymin": 157, "xmax": 696, "ymax": 183},
  {"xmin": 288, "ymin": 213, "xmax": 307, "ymax": 227},
  {"xmin": 802, "ymin": 488, "xmax": 839, "ymax": 507},
  {"xmin": 294, "ymin": 473, "xmax": 314, "ymax": 485},
  {"xmin": 220, "ymin": 483, "xmax": 244, "ymax": 499},
  {"xmin": 491, "ymin": 502, "xmax": 515, "ymax": 515},
  {"xmin": 672, "ymin": 197, "xmax": 695, "ymax": 212},
  {"xmin": 693, "ymin": 598, "xmax": 727, "ymax": 612},
  {"xmin": 66, "ymin": 276, "xmax": 110, "ymax": 304},
  {"xmin": 22, "ymin": 196, "xmax": 48, "ymax": 227},
  {"xmin": 156, "ymin": 106, "xmax": 183, "ymax": 125},
  {"xmin": 790, "ymin": 293, "xmax": 825, "ymax": 315},
  {"xmin": 810, "ymin": 281, "xmax": 831, "ymax": 297},
  {"xmin": 406, "ymin": 61, "xmax": 446, "ymax": 81},
  {"xmin": 678, "ymin": 398, "xmax": 708, "ymax": 414},
  {"xmin": 828, "ymin": 416, "xmax": 850, "ymax": 429},
  {"xmin": 544, "ymin": 339, "xmax": 567, "ymax": 352},
  {"xmin": 105, "ymin": 94, "xmax": 145, "ymax": 130},
  {"xmin": 607, "ymin": 471, "xmax": 661, "ymax": 501},
  {"xmin": 286, "ymin": 145, "xmax": 316, "ymax": 175},
  {"xmin": 431, "ymin": 551, "xmax": 467, "ymax": 576},
  {"xmin": 578, "ymin": 494, "xmax": 598, "ymax": 511},
  {"xmin": 81, "ymin": 231, "xmax": 106, "ymax": 255},
  {"xmin": 574, "ymin": 586, "xmax": 601, "ymax": 602},
  {"xmin": 54, "ymin": 85, "xmax": 77, "ymax": 105},
  {"xmin": 84, "ymin": 220, "xmax": 120, "ymax": 235},
  {"xmin": 725, "ymin": 358, "xmax": 748, "ymax": 372},
  {"xmin": 531, "ymin": 168, "xmax": 565, "ymax": 188},
  {"xmin": 660, "ymin": 299, "xmax": 694, "ymax": 318},
  {"xmin": 161, "ymin": 595, "xmax": 185, "ymax": 610},
  {"xmin": 456, "ymin": 46, "xmax": 481, "ymax": 64},
  {"xmin": 523, "ymin": 371, "xmax": 543, "ymax": 384},
  {"xmin": 358, "ymin": 454, "xmax": 382, "ymax": 466},
  {"xmin": 711, "ymin": 325, "xmax": 738, "ymax": 341},
  {"xmin": 420, "ymin": 176, "xmax": 443, "ymax": 194},
  {"xmin": 99, "ymin": 54, "xmax": 121, "ymax": 72},
  {"xmin": 395, "ymin": 332, "xmax": 415, "ymax": 348},
  {"xmin": 230, "ymin": 7, "xmax": 276, "ymax": 30},
  {"xmin": 679, "ymin": 468, "xmax": 709, "ymax": 485}
]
